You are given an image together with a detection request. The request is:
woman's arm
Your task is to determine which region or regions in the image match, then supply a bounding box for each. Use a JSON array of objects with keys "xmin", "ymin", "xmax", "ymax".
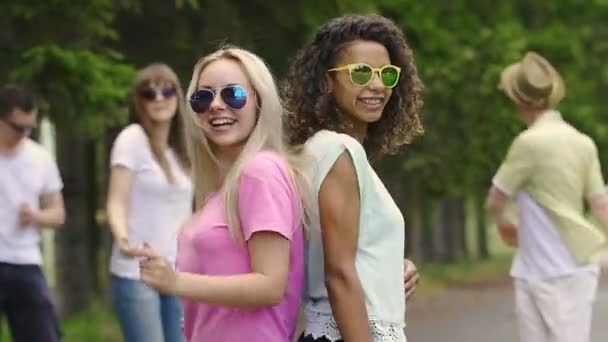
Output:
[
  {"xmin": 106, "ymin": 165, "xmax": 137, "ymax": 255},
  {"xmin": 318, "ymin": 151, "xmax": 371, "ymax": 342},
  {"xmin": 137, "ymin": 153, "xmax": 298, "ymax": 308},
  {"xmin": 136, "ymin": 231, "xmax": 291, "ymax": 308},
  {"xmin": 175, "ymin": 231, "xmax": 289, "ymax": 307}
]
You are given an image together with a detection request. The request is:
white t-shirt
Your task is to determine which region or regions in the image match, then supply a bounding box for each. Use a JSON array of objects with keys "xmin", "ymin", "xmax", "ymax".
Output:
[
  {"xmin": 302, "ymin": 130, "xmax": 406, "ymax": 342},
  {"xmin": 109, "ymin": 124, "xmax": 193, "ymax": 279},
  {"xmin": 0, "ymin": 139, "xmax": 63, "ymax": 265},
  {"xmin": 510, "ymin": 192, "xmax": 598, "ymax": 279}
]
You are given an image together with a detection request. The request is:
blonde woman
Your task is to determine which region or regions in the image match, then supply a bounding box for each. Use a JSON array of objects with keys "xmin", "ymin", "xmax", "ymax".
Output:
[
  {"xmin": 133, "ymin": 47, "xmax": 307, "ymax": 342},
  {"xmin": 106, "ymin": 64, "xmax": 192, "ymax": 342}
]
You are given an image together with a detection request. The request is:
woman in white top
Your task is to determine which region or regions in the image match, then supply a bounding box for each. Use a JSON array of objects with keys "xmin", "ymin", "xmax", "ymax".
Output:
[
  {"xmin": 106, "ymin": 63, "xmax": 193, "ymax": 342},
  {"xmin": 284, "ymin": 14, "xmax": 424, "ymax": 342}
]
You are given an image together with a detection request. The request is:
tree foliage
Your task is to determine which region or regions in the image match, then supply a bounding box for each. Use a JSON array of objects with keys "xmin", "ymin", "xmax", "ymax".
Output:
[{"xmin": 3, "ymin": 1, "xmax": 608, "ymax": 302}]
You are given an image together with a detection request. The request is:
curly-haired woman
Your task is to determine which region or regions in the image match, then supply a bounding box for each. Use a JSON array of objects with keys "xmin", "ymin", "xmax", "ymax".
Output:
[{"xmin": 284, "ymin": 14, "xmax": 424, "ymax": 342}]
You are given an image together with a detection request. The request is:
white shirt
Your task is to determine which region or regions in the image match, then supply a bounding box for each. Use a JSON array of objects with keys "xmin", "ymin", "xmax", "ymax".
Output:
[
  {"xmin": 0, "ymin": 139, "xmax": 63, "ymax": 265},
  {"xmin": 109, "ymin": 124, "xmax": 193, "ymax": 279},
  {"xmin": 303, "ymin": 130, "xmax": 406, "ymax": 342},
  {"xmin": 510, "ymin": 192, "xmax": 598, "ymax": 279}
]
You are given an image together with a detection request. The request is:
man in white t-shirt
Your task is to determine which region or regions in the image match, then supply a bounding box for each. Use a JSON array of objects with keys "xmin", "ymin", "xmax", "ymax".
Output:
[{"xmin": 0, "ymin": 85, "xmax": 65, "ymax": 342}]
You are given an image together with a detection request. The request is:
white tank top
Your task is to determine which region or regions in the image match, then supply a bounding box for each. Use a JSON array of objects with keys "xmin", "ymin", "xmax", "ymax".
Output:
[{"xmin": 302, "ymin": 130, "xmax": 406, "ymax": 341}]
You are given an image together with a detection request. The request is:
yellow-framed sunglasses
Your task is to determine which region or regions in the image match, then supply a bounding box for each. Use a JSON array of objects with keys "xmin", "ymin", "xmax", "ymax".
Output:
[{"xmin": 328, "ymin": 63, "xmax": 401, "ymax": 88}]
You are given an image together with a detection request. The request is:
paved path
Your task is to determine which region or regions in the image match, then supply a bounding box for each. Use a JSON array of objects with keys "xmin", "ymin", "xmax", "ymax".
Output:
[{"xmin": 405, "ymin": 273, "xmax": 608, "ymax": 342}]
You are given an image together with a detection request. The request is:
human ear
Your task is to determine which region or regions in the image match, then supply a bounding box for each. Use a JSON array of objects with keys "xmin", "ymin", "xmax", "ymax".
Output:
[{"xmin": 321, "ymin": 73, "xmax": 334, "ymax": 94}]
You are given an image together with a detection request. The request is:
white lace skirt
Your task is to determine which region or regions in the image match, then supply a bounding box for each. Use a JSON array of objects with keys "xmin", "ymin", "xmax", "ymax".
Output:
[{"xmin": 302, "ymin": 308, "xmax": 407, "ymax": 342}]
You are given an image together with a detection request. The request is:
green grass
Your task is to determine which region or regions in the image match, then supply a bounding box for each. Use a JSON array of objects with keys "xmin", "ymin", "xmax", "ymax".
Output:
[
  {"xmin": 414, "ymin": 213, "xmax": 516, "ymax": 298},
  {"xmin": 0, "ymin": 301, "xmax": 121, "ymax": 342},
  {"xmin": 60, "ymin": 301, "xmax": 121, "ymax": 342},
  {"xmin": 415, "ymin": 252, "xmax": 513, "ymax": 298},
  {"xmin": 1, "ymin": 320, "xmax": 7, "ymax": 342}
]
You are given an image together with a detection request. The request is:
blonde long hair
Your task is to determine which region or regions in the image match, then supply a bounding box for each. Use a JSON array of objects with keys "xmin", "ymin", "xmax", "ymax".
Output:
[
  {"xmin": 132, "ymin": 63, "xmax": 190, "ymax": 182},
  {"xmin": 183, "ymin": 46, "xmax": 309, "ymax": 241}
]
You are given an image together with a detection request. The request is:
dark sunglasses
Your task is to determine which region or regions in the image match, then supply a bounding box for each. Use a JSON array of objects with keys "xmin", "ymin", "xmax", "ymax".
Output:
[
  {"xmin": 0, "ymin": 118, "xmax": 36, "ymax": 135},
  {"xmin": 139, "ymin": 87, "xmax": 177, "ymax": 101},
  {"xmin": 189, "ymin": 85, "xmax": 248, "ymax": 114},
  {"xmin": 328, "ymin": 63, "xmax": 401, "ymax": 88}
]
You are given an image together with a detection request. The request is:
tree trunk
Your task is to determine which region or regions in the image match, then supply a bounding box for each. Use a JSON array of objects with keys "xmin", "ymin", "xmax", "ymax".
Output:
[
  {"xmin": 54, "ymin": 127, "xmax": 95, "ymax": 317},
  {"xmin": 454, "ymin": 197, "xmax": 468, "ymax": 259},
  {"xmin": 87, "ymin": 141, "xmax": 100, "ymax": 294},
  {"xmin": 415, "ymin": 190, "xmax": 433, "ymax": 261},
  {"xmin": 437, "ymin": 200, "xmax": 454, "ymax": 261},
  {"xmin": 431, "ymin": 200, "xmax": 448, "ymax": 261},
  {"xmin": 460, "ymin": 198, "xmax": 469, "ymax": 259},
  {"xmin": 97, "ymin": 126, "xmax": 123, "ymax": 303},
  {"xmin": 435, "ymin": 197, "xmax": 467, "ymax": 262},
  {"xmin": 396, "ymin": 172, "xmax": 423, "ymax": 261},
  {"xmin": 406, "ymin": 205, "xmax": 424, "ymax": 261},
  {"xmin": 475, "ymin": 192, "xmax": 490, "ymax": 259}
]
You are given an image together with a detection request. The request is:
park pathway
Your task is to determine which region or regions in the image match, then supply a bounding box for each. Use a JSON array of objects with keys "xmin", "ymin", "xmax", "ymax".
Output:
[{"xmin": 405, "ymin": 272, "xmax": 608, "ymax": 342}]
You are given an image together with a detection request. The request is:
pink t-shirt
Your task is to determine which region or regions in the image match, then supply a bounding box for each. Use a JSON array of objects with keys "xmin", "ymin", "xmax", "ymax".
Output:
[{"xmin": 177, "ymin": 151, "xmax": 304, "ymax": 342}]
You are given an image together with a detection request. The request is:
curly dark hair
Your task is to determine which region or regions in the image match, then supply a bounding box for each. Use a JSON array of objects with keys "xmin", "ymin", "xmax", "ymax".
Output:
[{"xmin": 283, "ymin": 14, "xmax": 424, "ymax": 160}]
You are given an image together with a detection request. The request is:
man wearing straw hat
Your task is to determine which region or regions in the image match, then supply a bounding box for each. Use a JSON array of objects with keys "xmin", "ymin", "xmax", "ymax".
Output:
[{"xmin": 486, "ymin": 51, "xmax": 608, "ymax": 342}]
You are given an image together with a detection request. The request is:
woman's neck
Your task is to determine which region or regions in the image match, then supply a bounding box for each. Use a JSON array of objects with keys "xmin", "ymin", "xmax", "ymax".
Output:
[
  {"xmin": 215, "ymin": 147, "xmax": 242, "ymax": 182},
  {"xmin": 344, "ymin": 120, "xmax": 368, "ymax": 144},
  {"xmin": 144, "ymin": 120, "xmax": 170, "ymax": 149}
]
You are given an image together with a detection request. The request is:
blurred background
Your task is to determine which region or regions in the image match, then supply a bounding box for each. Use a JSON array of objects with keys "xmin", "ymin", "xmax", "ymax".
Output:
[{"xmin": 1, "ymin": 0, "xmax": 608, "ymax": 341}]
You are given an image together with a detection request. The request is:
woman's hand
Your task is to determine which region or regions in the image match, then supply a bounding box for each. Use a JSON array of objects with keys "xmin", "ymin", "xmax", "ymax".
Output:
[
  {"xmin": 404, "ymin": 259, "xmax": 420, "ymax": 300},
  {"xmin": 117, "ymin": 238, "xmax": 141, "ymax": 257},
  {"xmin": 134, "ymin": 243, "xmax": 178, "ymax": 294}
]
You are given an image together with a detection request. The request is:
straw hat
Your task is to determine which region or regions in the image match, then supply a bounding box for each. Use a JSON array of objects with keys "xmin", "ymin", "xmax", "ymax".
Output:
[{"xmin": 499, "ymin": 52, "xmax": 565, "ymax": 109}]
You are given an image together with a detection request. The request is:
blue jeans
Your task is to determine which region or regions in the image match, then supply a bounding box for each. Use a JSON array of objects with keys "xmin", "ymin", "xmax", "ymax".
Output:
[
  {"xmin": 0, "ymin": 262, "xmax": 61, "ymax": 342},
  {"xmin": 111, "ymin": 275, "xmax": 184, "ymax": 342}
]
